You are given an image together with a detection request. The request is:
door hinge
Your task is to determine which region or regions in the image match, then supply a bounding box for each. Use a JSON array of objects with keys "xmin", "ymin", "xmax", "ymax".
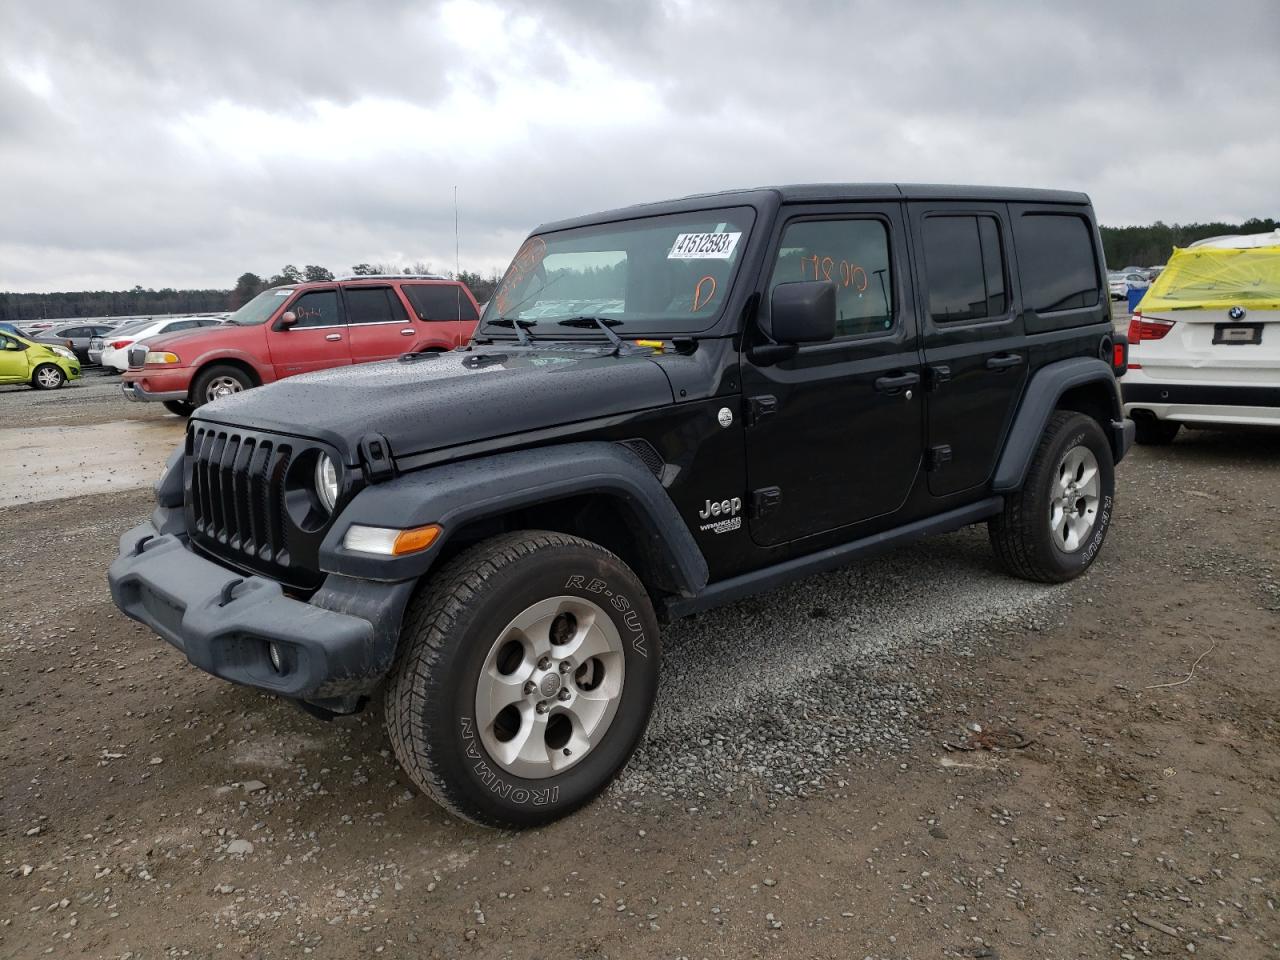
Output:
[
  {"xmin": 926, "ymin": 444, "xmax": 952, "ymax": 471},
  {"xmin": 358, "ymin": 433, "xmax": 396, "ymax": 482},
  {"xmin": 750, "ymin": 486, "xmax": 782, "ymax": 519},
  {"xmin": 926, "ymin": 365, "xmax": 951, "ymax": 391},
  {"xmin": 746, "ymin": 394, "xmax": 778, "ymax": 426}
]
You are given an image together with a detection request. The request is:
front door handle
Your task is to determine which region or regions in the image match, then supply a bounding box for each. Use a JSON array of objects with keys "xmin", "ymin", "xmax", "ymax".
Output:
[
  {"xmin": 400, "ymin": 328, "xmax": 415, "ymax": 336},
  {"xmin": 986, "ymin": 353, "xmax": 1024, "ymax": 371},
  {"xmin": 325, "ymin": 333, "xmax": 342, "ymax": 341},
  {"xmin": 874, "ymin": 371, "xmax": 921, "ymax": 395}
]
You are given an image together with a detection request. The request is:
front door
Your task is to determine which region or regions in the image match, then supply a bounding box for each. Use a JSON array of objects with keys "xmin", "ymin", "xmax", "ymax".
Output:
[
  {"xmin": 908, "ymin": 203, "xmax": 1027, "ymax": 496},
  {"xmin": 266, "ymin": 287, "xmax": 351, "ymax": 378},
  {"xmin": 741, "ymin": 203, "xmax": 924, "ymax": 546},
  {"xmin": 344, "ymin": 285, "xmax": 415, "ymax": 363},
  {"xmin": 0, "ymin": 335, "xmax": 31, "ymax": 383}
]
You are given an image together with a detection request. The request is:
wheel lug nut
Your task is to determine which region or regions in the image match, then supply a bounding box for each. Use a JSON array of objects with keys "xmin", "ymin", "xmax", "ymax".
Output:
[
  {"xmin": 537, "ymin": 657, "xmax": 550, "ymax": 671},
  {"xmin": 559, "ymin": 661, "xmax": 571, "ymax": 674},
  {"xmin": 557, "ymin": 689, "xmax": 571, "ymax": 701},
  {"xmin": 536, "ymin": 701, "xmax": 549, "ymax": 714},
  {"xmin": 523, "ymin": 681, "xmax": 536, "ymax": 694}
]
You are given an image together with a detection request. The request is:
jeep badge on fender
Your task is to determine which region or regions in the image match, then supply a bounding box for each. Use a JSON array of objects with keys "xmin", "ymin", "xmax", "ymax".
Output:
[{"xmin": 108, "ymin": 184, "xmax": 1133, "ymax": 828}]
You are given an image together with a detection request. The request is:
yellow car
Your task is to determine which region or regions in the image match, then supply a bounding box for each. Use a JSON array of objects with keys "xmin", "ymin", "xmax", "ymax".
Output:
[{"xmin": 0, "ymin": 331, "xmax": 81, "ymax": 389}]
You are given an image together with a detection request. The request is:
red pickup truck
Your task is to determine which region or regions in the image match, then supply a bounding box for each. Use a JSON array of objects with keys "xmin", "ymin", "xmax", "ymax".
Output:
[{"xmin": 121, "ymin": 276, "xmax": 480, "ymax": 414}]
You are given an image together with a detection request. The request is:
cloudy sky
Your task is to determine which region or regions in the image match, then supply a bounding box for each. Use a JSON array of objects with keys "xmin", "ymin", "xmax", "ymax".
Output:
[{"xmin": 2, "ymin": 0, "xmax": 1278, "ymax": 292}]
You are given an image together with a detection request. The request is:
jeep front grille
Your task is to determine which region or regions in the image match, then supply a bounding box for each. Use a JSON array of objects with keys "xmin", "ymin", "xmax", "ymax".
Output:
[{"xmin": 186, "ymin": 424, "xmax": 295, "ymax": 578}]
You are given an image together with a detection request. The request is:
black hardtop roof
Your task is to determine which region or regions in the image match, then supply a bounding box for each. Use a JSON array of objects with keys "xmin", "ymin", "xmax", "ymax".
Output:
[{"xmin": 534, "ymin": 183, "xmax": 1091, "ymax": 234}]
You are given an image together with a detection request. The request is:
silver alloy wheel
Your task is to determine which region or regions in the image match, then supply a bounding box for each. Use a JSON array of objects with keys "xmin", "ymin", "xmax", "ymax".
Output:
[
  {"xmin": 476, "ymin": 595, "xmax": 626, "ymax": 779},
  {"xmin": 36, "ymin": 366, "xmax": 62, "ymax": 388},
  {"xmin": 1049, "ymin": 444, "xmax": 1100, "ymax": 552},
  {"xmin": 205, "ymin": 375, "xmax": 244, "ymax": 402}
]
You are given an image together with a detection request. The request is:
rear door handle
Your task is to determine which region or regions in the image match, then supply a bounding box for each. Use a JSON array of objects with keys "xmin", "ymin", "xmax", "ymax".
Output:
[
  {"xmin": 400, "ymin": 328, "xmax": 415, "ymax": 336},
  {"xmin": 325, "ymin": 333, "xmax": 342, "ymax": 341},
  {"xmin": 874, "ymin": 371, "xmax": 921, "ymax": 395},
  {"xmin": 986, "ymin": 353, "xmax": 1024, "ymax": 371}
]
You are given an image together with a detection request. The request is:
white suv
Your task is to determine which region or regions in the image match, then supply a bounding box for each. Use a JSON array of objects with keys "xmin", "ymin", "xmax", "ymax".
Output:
[{"xmin": 1123, "ymin": 230, "xmax": 1280, "ymax": 444}]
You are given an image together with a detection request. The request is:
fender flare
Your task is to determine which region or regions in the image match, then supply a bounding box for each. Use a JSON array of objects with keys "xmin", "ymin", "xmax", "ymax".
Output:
[
  {"xmin": 992, "ymin": 357, "xmax": 1125, "ymax": 493},
  {"xmin": 317, "ymin": 441, "xmax": 710, "ymax": 596}
]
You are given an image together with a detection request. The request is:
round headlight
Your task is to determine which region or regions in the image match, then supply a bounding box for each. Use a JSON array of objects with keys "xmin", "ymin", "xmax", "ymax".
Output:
[{"xmin": 315, "ymin": 454, "xmax": 339, "ymax": 512}]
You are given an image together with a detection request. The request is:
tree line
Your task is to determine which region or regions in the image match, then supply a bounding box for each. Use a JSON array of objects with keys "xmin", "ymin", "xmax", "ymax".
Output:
[{"xmin": 3, "ymin": 219, "xmax": 1276, "ymax": 323}]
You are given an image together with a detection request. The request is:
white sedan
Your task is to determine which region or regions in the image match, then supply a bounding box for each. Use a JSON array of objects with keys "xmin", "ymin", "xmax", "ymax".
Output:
[
  {"xmin": 1108, "ymin": 271, "xmax": 1149, "ymax": 301},
  {"xmin": 98, "ymin": 317, "xmax": 219, "ymax": 371}
]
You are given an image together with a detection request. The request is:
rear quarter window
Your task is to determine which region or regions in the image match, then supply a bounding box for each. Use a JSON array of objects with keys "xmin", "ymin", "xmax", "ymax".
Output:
[
  {"xmin": 403, "ymin": 284, "xmax": 479, "ymax": 322},
  {"xmin": 1013, "ymin": 213, "xmax": 1101, "ymax": 324}
]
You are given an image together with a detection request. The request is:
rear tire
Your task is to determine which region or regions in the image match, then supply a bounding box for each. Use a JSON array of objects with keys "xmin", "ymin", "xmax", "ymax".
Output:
[
  {"xmin": 1134, "ymin": 415, "xmax": 1180, "ymax": 445},
  {"xmin": 31, "ymin": 364, "xmax": 65, "ymax": 390},
  {"xmin": 385, "ymin": 531, "xmax": 660, "ymax": 827},
  {"xmin": 163, "ymin": 399, "xmax": 195, "ymax": 417},
  {"xmin": 191, "ymin": 364, "xmax": 252, "ymax": 407},
  {"xmin": 989, "ymin": 411, "xmax": 1115, "ymax": 583}
]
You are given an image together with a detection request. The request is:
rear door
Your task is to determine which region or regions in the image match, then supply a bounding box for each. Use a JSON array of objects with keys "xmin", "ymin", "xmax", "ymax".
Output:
[
  {"xmin": 344, "ymin": 285, "xmax": 414, "ymax": 363},
  {"xmin": 909, "ymin": 203, "xmax": 1027, "ymax": 496},
  {"xmin": 0, "ymin": 334, "xmax": 32, "ymax": 383},
  {"xmin": 265, "ymin": 287, "xmax": 352, "ymax": 377},
  {"xmin": 401, "ymin": 282, "xmax": 480, "ymax": 347}
]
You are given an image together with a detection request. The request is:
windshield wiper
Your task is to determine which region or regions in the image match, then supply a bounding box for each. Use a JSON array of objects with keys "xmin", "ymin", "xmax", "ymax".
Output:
[
  {"xmin": 557, "ymin": 315, "xmax": 626, "ymax": 351},
  {"xmin": 488, "ymin": 317, "xmax": 536, "ymax": 344}
]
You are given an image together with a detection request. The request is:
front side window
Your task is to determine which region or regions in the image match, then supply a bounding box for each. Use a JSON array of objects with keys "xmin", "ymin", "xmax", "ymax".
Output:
[
  {"xmin": 1016, "ymin": 213, "xmax": 1100, "ymax": 313},
  {"xmin": 289, "ymin": 290, "xmax": 341, "ymax": 328},
  {"xmin": 344, "ymin": 287, "xmax": 406, "ymax": 325},
  {"xmin": 484, "ymin": 207, "xmax": 756, "ymax": 335},
  {"xmin": 922, "ymin": 215, "xmax": 1008, "ymax": 323},
  {"xmin": 767, "ymin": 218, "xmax": 894, "ymax": 338}
]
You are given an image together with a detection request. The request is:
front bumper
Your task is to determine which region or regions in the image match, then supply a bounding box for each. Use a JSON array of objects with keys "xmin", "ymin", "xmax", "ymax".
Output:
[
  {"xmin": 121, "ymin": 379, "xmax": 189, "ymax": 402},
  {"xmin": 108, "ymin": 519, "xmax": 413, "ymax": 701}
]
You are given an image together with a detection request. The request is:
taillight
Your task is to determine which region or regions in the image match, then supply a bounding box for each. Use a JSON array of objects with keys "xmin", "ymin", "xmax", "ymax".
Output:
[
  {"xmin": 110, "ymin": 339, "xmax": 133, "ymax": 350},
  {"xmin": 1126, "ymin": 313, "xmax": 1174, "ymax": 343}
]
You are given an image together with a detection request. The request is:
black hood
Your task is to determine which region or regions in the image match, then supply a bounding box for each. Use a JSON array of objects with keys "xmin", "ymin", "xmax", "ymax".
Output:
[{"xmin": 195, "ymin": 344, "xmax": 676, "ymax": 463}]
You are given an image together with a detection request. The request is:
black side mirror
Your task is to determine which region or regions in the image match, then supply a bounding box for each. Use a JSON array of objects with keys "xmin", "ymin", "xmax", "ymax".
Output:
[{"xmin": 770, "ymin": 280, "xmax": 836, "ymax": 344}]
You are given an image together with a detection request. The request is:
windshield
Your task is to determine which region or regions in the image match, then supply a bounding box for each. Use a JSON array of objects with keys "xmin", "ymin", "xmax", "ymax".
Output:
[
  {"xmin": 228, "ymin": 287, "xmax": 294, "ymax": 326},
  {"xmin": 482, "ymin": 207, "xmax": 756, "ymax": 336}
]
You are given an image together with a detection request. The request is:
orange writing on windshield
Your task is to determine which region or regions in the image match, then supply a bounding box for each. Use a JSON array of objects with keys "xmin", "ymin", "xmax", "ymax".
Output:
[{"xmin": 692, "ymin": 275, "xmax": 717, "ymax": 311}]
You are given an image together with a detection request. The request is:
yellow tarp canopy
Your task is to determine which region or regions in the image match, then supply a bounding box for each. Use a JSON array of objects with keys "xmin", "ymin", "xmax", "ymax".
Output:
[{"xmin": 1140, "ymin": 244, "xmax": 1280, "ymax": 312}]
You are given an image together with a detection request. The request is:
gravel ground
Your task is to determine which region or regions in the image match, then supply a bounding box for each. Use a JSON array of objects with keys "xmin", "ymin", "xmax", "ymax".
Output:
[
  {"xmin": 0, "ymin": 368, "xmax": 171, "ymax": 428},
  {"xmin": 1, "ymin": 365, "xmax": 1278, "ymax": 957}
]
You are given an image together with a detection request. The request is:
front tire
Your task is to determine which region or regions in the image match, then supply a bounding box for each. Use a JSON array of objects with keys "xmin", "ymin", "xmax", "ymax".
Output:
[
  {"xmin": 32, "ymin": 364, "xmax": 66, "ymax": 390},
  {"xmin": 989, "ymin": 411, "xmax": 1115, "ymax": 583},
  {"xmin": 191, "ymin": 364, "xmax": 252, "ymax": 407},
  {"xmin": 163, "ymin": 399, "xmax": 195, "ymax": 417},
  {"xmin": 385, "ymin": 531, "xmax": 660, "ymax": 827}
]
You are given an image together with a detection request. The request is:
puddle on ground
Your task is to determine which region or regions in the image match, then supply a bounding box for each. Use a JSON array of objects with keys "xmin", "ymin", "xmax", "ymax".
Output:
[{"xmin": 0, "ymin": 418, "xmax": 186, "ymax": 505}]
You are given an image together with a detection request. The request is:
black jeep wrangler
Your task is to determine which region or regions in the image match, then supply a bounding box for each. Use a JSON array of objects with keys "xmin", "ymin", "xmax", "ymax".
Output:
[{"xmin": 109, "ymin": 184, "xmax": 1133, "ymax": 827}]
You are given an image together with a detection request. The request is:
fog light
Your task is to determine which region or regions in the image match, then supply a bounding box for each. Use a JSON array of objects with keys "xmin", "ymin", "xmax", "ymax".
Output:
[{"xmin": 268, "ymin": 642, "xmax": 284, "ymax": 673}]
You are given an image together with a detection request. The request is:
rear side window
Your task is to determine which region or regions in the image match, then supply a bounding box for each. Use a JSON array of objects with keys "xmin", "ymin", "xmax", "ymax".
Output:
[
  {"xmin": 344, "ymin": 287, "xmax": 408, "ymax": 325},
  {"xmin": 403, "ymin": 284, "xmax": 479, "ymax": 322},
  {"xmin": 289, "ymin": 290, "xmax": 341, "ymax": 328},
  {"xmin": 162, "ymin": 320, "xmax": 198, "ymax": 333},
  {"xmin": 768, "ymin": 218, "xmax": 894, "ymax": 338},
  {"xmin": 921, "ymin": 215, "xmax": 1008, "ymax": 323},
  {"xmin": 1016, "ymin": 214, "xmax": 1100, "ymax": 313}
]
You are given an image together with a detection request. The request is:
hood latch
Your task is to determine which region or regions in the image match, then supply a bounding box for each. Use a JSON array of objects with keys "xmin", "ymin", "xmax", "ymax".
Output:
[{"xmin": 358, "ymin": 433, "xmax": 396, "ymax": 483}]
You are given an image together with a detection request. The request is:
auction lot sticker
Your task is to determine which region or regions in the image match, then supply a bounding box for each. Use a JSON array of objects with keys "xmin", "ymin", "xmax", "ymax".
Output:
[{"xmin": 668, "ymin": 232, "xmax": 741, "ymax": 260}]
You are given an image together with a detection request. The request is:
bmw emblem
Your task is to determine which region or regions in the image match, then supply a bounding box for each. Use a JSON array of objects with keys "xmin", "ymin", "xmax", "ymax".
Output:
[{"xmin": 1228, "ymin": 305, "xmax": 1246, "ymax": 320}]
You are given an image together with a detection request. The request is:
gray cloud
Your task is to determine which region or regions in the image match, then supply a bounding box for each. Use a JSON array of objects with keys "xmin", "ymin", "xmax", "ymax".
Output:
[{"xmin": 1, "ymin": 0, "xmax": 1277, "ymax": 291}]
